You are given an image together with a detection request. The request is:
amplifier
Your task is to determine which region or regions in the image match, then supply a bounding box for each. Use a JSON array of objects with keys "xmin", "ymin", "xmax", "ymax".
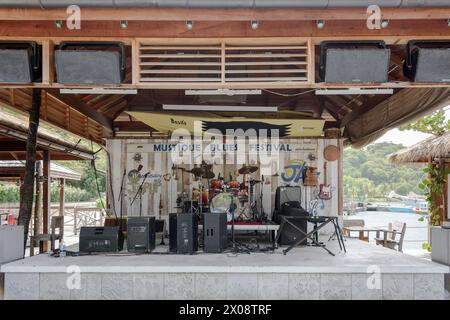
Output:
[
  {"xmin": 127, "ymin": 216, "xmax": 156, "ymax": 253},
  {"xmin": 169, "ymin": 213, "xmax": 198, "ymax": 254},
  {"xmin": 203, "ymin": 213, "xmax": 228, "ymax": 253},
  {"xmin": 79, "ymin": 226, "xmax": 123, "ymax": 253}
]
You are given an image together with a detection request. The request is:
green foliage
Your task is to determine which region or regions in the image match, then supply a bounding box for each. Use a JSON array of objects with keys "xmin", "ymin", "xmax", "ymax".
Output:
[
  {"xmin": 399, "ymin": 110, "xmax": 449, "ymax": 136},
  {"xmin": 344, "ymin": 142, "xmax": 426, "ymax": 201},
  {"xmin": 0, "ymin": 182, "xmax": 92, "ymax": 203},
  {"xmin": 420, "ymin": 163, "xmax": 450, "ymax": 227}
]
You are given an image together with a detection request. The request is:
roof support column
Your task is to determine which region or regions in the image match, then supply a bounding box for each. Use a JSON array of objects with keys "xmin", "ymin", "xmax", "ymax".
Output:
[
  {"xmin": 40, "ymin": 150, "xmax": 50, "ymax": 253},
  {"xmin": 18, "ymin": 88, "xmax": 41, "ymax": 252}
]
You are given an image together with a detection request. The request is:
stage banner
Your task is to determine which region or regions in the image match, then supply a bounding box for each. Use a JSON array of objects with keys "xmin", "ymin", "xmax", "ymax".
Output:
[{"xmin": 127, "ymin": 111, "xmax": 325, "ymax": 138}]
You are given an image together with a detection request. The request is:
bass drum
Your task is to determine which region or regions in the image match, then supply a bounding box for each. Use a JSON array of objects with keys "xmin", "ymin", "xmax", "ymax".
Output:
[{"xmin": 210, "ymin": 192, "xmax": 239, "ymax": 222}]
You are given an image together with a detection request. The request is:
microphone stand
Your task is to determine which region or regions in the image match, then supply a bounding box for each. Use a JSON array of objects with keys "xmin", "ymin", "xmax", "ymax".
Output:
[
  {"xmin": 117, "ymin": 169, "xmax": 126, "ymax": 230},
  {"xmin": 131, "ymin": 172, "xmax": 150, "ymax": 216}
]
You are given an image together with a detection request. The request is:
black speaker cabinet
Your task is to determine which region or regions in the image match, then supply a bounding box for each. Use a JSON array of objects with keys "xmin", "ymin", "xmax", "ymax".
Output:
[
  {"xmin": 278, "ymin": 206, "xmax": 309, "ymax": 246},
  {"xmin": 127, "ymin": 216, "xmax": 156, "ymax": 253},
  {"xmin": 0, "ymin": 42, "xmax": 40, "ymax": 83},
  {"xmin": 55, "ymin": 42, "xmax": 125, "ymax": 84},
  {"xmin": 203, "ymin": 213, "xmax": 228, "ymax": 253},
  {"xmin": 320, "ymin": 41, "xmax": 390, "ymax": 83},
  {"xmin": 79, "ymin": 226, "xmax": 124, "ymax": 253},
  {"xmin": 404, "ymin": 42, "xmax": 450, "ymax": 83},
  {"xmin": 169, "ymin": 213, "xmax": 198, "ymax": 254}
]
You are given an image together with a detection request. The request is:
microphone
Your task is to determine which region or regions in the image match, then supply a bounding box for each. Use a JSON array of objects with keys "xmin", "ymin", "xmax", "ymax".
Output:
[{"xmin": 137, "ymin": 164, "xmax": 143, "ymax": 172}]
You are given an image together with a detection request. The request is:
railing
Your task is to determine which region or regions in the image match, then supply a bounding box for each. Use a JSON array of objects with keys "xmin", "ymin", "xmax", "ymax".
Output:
[{"xmin": 0, "ymin": 202, "xmax": 105, "ymax": 235}]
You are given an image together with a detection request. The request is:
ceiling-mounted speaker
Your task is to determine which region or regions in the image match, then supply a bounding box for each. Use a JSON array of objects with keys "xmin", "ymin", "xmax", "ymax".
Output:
[
  {"xmin": 404, "ymin": 41, "xmax": 450, "ymax": 83},
  {"xmin": 320, "ymin": 41, "xmax": 390, "ymax": 83},
  {"xmin": 0, "ymin": 41, "xmax": 40, "ymax": 83},
  {"xmin": 55, "ymin": 42, "xmax": 126, "ymax": 85}
]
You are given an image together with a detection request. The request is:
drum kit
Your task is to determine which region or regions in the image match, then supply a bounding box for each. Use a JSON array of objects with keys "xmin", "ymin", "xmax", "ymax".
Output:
[{"xmin": 175, "ymin": 162, "xmax": 265, "ymax": 222}]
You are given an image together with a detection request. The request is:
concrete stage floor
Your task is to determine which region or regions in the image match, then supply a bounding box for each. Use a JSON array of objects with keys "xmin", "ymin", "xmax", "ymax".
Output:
[
  {"xmin": 1, "ymin": 238, "xmax": 449, "ymax": 300},
  {"xmin": 2, "ymin": 238, "xmax": 448, "ymax": 274}
]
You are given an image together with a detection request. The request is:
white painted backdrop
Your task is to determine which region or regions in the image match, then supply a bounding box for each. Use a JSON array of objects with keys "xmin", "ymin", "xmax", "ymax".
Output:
[{"xmin": 106, "ymin": 138, "xmax": 343, "ymax": 230}]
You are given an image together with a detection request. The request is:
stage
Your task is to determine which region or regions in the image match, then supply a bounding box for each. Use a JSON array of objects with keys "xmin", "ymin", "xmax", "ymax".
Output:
[{"xmin": 1, "ymin": 238, "xmax": 448, "ymax": 300}]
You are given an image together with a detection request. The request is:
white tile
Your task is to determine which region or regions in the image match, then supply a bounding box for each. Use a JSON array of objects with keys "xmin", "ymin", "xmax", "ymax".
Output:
[
  {"xmin": 288, "ymin": 273, "xmax": 320, "ymax": 300},
  {"xmin": 320, "ymin": 274, "xmax": 351, "ymax": 300},
  {"xmin": 227, "ymin": 273, "xmax": 258, "ymax": 300},
  {"xmin": 134, "ymin": 273, "xmax": 164, "ymax": 300},
  {"xmin": 257, "ymin": 273, "xmax": 289, "ymax": 300},
  {"xmin": 40, "ymin": 273, "xmax": 71, "ymax": 300},
  {"xmin": 382, "ymin": 274, "xmax": 413, "ymax": 300},
  {"xmin": 195, "ymin": 273, "xmax": 227, "ymax": 300},
  {"xmin": 101, "ymin": 273, "xmax": 133, "ymax": 300},
  {"xmin": 351, "ymin": 274, "xmax": 382, "ymax": 300},
  {"xmin": 86, "ymin": 274, "xmax": 102, "ymax": 300},
  {"xmin": 164, "ymin": 273, "xmax": 195, "ymax": 300},
  {"xmin": 5, "ymin": 273, "xmax": 39, "ymax": 300},
  {"xmin": 414, "ymin": 273, "xmax": 445, "ymax": 300}
]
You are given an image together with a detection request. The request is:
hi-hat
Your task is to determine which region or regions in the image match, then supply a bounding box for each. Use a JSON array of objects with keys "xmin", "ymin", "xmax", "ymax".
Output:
[{"xmin": 238, "ymin": 165, "xmax": 258, "ymax": 175}]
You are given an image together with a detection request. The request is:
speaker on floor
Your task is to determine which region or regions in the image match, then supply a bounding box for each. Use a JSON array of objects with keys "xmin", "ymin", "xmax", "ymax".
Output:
[
  {"xmin": 320, "ymin": 41, "xmax": 390, "ymax": 83},
  {"xmin": 127, "ymin": 216, "xmax": 156, "ymax": 253},
  {"xmin": 404, "ymin": 41, "xmax": 450, "ymax": 83},
  {"xmin": 203, "ymin": 212, "xmax": 228, "ymax": 253},
  {"xmin": 278, "ymin": 203, "xmax": 309, "ymax": 246},
  {"xmin": 55, "ymin": 42, "xmax": 126, "ymax": 84},
  {"xmin": 169, "ymin": 213, "xmax": 198, "ymax": 254},
  {"xmin": 79, "ymin": 226, "xmax": 124, "ymax": 253},
  {"xmin": 0, "ymin": 41, "xmax": 40, "ymax": 83}
]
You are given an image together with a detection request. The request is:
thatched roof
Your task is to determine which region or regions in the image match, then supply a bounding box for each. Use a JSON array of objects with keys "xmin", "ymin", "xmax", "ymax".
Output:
[{"xmin": 388, "ymin": 131, "xmax": 450, "ymax": 164}]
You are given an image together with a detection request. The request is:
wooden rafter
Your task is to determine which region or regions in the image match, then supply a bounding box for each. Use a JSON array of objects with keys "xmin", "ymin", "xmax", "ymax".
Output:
[{"xmin": 45, "ymin": 89, "xmax": 113, "ymax": 132}]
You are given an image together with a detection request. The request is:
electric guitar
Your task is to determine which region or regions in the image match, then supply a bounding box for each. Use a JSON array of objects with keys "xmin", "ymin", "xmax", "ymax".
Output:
[{"xmin": 318, "ymin": 162, "xmax": 332, "ymax": 200}]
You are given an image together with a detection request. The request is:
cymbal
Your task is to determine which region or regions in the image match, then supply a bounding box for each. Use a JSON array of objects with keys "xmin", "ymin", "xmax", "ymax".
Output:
[
  {"xmin": 238, "ymin": 165, "xmax": 258, "ymax": 175},
  {"xmin": 190, "ymin": 167, "xmax": 215, "ymax": 179}
]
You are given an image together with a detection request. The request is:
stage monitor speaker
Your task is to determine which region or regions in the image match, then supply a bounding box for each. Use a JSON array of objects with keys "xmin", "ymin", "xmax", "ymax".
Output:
[
  {"xmin": 79, "ymin": 226, "xmax": 123, "ymax": 253},
  {"xmin": 0, "ymin": 42, "xmax": 40, "ymax": 83},
  {"xmin": 127, "ymin": 216, "xmax": 156, "ymax": 253},
  {"xmin": 169, "ymin": 213, "xmax": 198, "ymax": 254},
  {"xmin": 278, "ymin": 207, "xmax": 309, "ymax": 246},
  {"xmin": 407, "ymin": 48, "xmax": 450, "ymax": 83},
  {"xmin": 203, "ymin": 213, "xmax": 228, "ymax": 253},
  {"xmin": 320, "ymin": 41, "xmax": 390, "ymax": 83},
  {"xmin": 55, "ymin": 42, "xmax": 125, "ymax": 84}
]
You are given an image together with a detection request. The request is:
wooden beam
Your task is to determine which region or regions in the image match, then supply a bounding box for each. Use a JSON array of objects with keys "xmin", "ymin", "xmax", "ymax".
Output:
[
  {"xmin": 17, "ymin": 88, "xmax": 41, "ymax": 251},
  {"xmin": 0, "ymin": 7, "xmax": 449, "ymax": 21},
  {"xmin": 0, "ymin": 20, "xmax": 449, "ymax": 40},
  {"xmin": 46, "ymin": 89, "xmax": 113, "ymax": 131}
]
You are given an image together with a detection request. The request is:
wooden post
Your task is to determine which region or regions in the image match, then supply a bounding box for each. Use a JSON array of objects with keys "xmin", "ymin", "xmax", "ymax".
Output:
[
  {"xmin": 41, "ymin": 150, "xmax": 50, "ymax": 253},
  {"xmin": 33, "ymin": 161, "xmax": 42, "ymax": 237},
  {"xmin": 18, "ymin": 88, "xmax": 41, "ymax": 250},
  {"xmin": 59, "ymin": 178, "xmax": 65, "ymax": 217}
]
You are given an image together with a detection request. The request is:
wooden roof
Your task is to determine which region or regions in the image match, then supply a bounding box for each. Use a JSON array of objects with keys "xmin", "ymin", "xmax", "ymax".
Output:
[{"xmin": 0, "ymin": 6, "xmax": 449, "ymax": 146}]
